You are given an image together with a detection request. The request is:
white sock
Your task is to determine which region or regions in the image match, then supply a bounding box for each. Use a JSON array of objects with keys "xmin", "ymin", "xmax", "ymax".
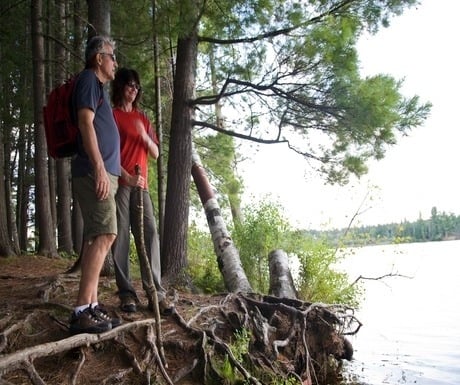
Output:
[
  {"xmin": 91, "ymin": 302, "xmax": 98, "ymax": 308},
  {"xmin": 74, "ymin": 304, "xmax": 90, "ymax": 315}
]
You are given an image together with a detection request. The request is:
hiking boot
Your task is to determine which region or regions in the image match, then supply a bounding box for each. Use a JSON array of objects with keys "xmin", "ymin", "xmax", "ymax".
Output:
[
  {"xmin": 69, "ymin": 307, "xmax": 112, "ymax": 335},
  {"xmin": 92, "ymin": 305, "xmax": 122, "ymax": 328},
  {"xmin": 148, "ymin": 298, "xmax": 174, "ymax": 316},
  {"xmin": 120, "ymin": 296, "xmax": 137, "ymax": 313}
]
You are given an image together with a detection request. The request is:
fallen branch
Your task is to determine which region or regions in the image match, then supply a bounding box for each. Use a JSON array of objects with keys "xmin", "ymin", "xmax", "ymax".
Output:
[
  {"xmin": 350, "ymin": 272, "xmax": 413, "ymax": 287},
  {"xmin": 0, "ymin": 319, "xmax": 156, "ymax": 375},
  {"xmin": 0, "ymin": 312, "xmax": 36, "ymax": 354}
]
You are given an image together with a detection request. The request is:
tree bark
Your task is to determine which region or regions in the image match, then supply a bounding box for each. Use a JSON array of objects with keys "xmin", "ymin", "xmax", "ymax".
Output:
[
  {"xmin": 0, "ymin": 119, "xmax": 15, "ymax": 256},
  {"xmin": 152, "ymin": 0, "xmax": 166, "ymax": 245},
  {"xmin": 192, "ymin": 148, "xmax": 252, "ymax": 293},
  {"xmin": 87, "ymin": 0, "xmax": 114, "ymax": 274},
  {"xmin": 268, "ymin": 249, "xmax": 298, "ymax": 299},
  {"xmin": 86, "ymin": 0, "xmax": 111, "ymax": 37},
  {"xmin": 0, "ymin": 43, "xmax": 15, "ymax": 256},
  {"xmin": 32, "ymin": 0, "xmax": 58, "ymax": 257},
  {"xmin": 70, "ymin": 0, "xmax": 86, "ymax": 254},
  {"xmin": 161, "ymin": 33, "xmax": 196, "ymax": 286},
  {"xmin": 52, "ymin": 0, "xmax": 74, "ymax": 255},
  {"xmin": 16, "ymin": 124, "xmax": 28, "ymax": 253}
]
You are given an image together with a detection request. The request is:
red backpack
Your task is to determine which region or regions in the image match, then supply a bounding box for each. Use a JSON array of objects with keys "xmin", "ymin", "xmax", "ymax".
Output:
[{"xmin": 43, "ymin": 74, "xmax": 79, "ymax": 159}]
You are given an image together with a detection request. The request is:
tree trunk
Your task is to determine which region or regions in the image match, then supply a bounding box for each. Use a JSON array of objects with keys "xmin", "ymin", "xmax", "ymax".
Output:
[
  {"xmin": 31, "ymin": 0, "xmax": 58, "ymax": 257},
  {"xmin": 268, "ymin": 249, "xmax": 298, "ymax": 299},
  {"xmin": 0, "ymin": 46, "xmax": 17, "ymax": 256},
  {"xmin": 56, "ymin": 160, "xmax": 73, "ymax": 253},
  {"xmin": 87, "ymin": 0, "xmax": 114, "ymax": 274},
  {"xmin": 16, "ymin": 124, "xmax": 28, "ymax": 253},
  {"xmin": 69, "ymin": 0, "xmax": 86, "ymax": 254},
  {"xmin": 54, "ymin": 0, "xmax": 73, "ymax": 254},
  {"xmin": 161, "ymin": 33, "xmax": 196, "ymax": 286},
  {"xmin": 87, "ymin": 0, "xmax": 110, "ymax": 38},
  {"xmin": 4, "ymin": 124, "xmax": 20, "ymax": 254},
  {"xmin": 152, "ymin": 0, "xmax": 166, "ymax": 245},
  {"xmin": 192, "ymin": 148, "xmax": 252, "ymax": 293},
  {"xmin": 0, "ymin": 121, "xmax": 15, "ymax": 256}
]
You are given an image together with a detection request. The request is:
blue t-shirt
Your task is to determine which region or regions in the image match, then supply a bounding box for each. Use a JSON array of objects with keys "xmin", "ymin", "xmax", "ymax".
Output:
[{"xmin": 72, "ymin": 69, "xmax": 121, "ymax": 177}]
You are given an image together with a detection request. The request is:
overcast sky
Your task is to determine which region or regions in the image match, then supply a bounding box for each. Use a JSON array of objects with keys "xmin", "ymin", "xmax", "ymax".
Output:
[{"xmin": 240, "ymin": 0, "xmax": 460, "ymax": 230}]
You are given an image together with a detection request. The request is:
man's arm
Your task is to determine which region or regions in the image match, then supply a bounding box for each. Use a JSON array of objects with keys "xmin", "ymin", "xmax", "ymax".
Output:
[{"xmin": 78, "ymin": 107, "xmax": 110, "ymax": 200}]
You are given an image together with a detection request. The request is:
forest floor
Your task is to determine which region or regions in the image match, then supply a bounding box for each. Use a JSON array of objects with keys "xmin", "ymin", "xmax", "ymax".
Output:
[{"xmin": 0, "ymin": 255, "xmax": 357, "ymax": 385}]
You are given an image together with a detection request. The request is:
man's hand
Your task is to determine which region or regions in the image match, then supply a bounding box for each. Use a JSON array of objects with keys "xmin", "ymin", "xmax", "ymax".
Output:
[{"xmin": 94, "ymin": 166, "xmax": 111, "ymax": 200}]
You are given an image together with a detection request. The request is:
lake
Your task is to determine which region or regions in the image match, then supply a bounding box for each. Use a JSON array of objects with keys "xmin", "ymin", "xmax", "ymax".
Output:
[{"xmin": 339, "ymin": 240, "xmax": 460, "ymax": 385}]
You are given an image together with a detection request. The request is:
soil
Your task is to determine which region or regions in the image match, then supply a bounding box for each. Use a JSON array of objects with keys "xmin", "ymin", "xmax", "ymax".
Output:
[{"xmin": 0, "ymin": 255, "xmax": 355, "ymax": 385}]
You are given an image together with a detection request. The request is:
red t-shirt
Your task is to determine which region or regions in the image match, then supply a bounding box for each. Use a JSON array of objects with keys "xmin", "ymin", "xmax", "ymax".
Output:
[{"xmin": 112, "ymin": 108, "xmax": 159, "ymax": 188}]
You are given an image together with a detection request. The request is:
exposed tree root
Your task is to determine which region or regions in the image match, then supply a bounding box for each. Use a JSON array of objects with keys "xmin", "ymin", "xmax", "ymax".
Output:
[
  {"xmin": 1, "ymin": 294, "xmax": 359, "ymax": 384},
  {"xmin": 0, "ymin": 258, "xmax": 361, "ymax": 384}
]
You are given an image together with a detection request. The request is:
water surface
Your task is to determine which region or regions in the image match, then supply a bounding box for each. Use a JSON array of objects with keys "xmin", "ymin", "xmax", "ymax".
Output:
[{"xmin": 340, "ymin": 240, "xmax": 460, "ymax": 385}]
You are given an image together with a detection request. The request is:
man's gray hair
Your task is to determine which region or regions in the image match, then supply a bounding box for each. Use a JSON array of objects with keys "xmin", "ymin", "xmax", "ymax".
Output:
[{"xmin": 85, "ymin": 36, "xmax": 115, "ymax": 68}]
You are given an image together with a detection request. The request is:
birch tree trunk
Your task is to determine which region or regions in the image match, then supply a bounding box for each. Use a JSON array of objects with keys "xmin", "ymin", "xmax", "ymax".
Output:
[
  {"xmin": 192, "ymin": 148, "xmax": 252, "ymax": 293},
  {"xmin": 268, "ymin": 249, "xmax": 298, "ymax": 299}
]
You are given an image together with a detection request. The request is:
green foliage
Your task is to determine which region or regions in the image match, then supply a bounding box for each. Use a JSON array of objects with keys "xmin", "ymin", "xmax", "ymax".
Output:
[
  {"xmin": 231, "ymin": 198, "xmax": 361, "ymax": 306},
  {"xmin": 215, "ymin": 328, "xmax": 251, "ymax": 384},
  {"xmin": 293, "ymin": 236, "xmax": 362, "ymax": 308},
  {"xmin": 186, "ymin": 222, "xmax": 226, "ymax": 293},
  {"xmin": 232, "ymin": 198, "xmax": 292, "ymax": 293},
  {"xmin": 230, "ymin": 328, "xmax": 251, "ymax": 361},
  {"xmin": 310, "ymin": 206, "xmax": 460, "ymax": 247},
  {"xmin": 193, "ymin": 132, "xmax": 244, "ymax": 215},
  {"xmin": 194, "ymin": 0, "xmax": 429, "ymax": 184},
  {"xmin": 217, "ymin": 326, "xmax": 300, "ymax": 384},
  {"xmin": 186, "ymin": 197, "xmax": 361, "ymax": 306},
  {"xmin": 267, "ymin": 376, "xmax": 300, "ymax": 385}
]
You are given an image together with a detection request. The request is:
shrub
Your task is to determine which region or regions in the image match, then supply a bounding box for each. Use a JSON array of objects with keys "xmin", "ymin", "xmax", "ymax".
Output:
[{"xmin": 187, "ymin": 222, "xmax": 226, "ymax": 293}]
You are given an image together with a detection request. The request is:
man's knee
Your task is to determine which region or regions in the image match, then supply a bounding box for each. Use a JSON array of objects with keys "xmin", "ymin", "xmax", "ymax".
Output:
[
  {"xmin": 88, "ymin": 233, "xmax": 117, "ymax": 249},
  {"xmin": 104, "ymin": 233, "xmax": 117, "ymax": 247}
]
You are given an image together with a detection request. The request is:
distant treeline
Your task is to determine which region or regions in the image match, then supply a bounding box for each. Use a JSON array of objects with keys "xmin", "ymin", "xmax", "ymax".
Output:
[{"xmin": 306, "ymin": 207, "xmax": 460, "ymax": 246}]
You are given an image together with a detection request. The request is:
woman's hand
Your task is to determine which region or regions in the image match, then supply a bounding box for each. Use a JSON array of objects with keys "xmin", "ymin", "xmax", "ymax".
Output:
[
  {"xmin": 125, "ymin": 173, "xmax": 145, "ymax": 188},
  {"xmin": 135, "ymin": 120, "xmax": 150, "ymax": 146}
]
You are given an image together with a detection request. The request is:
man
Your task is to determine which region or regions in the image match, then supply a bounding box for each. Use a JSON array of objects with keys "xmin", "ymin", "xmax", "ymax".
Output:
[{"xmin": 69, "ymin": 36, "xmax": 121, "ymax": 334}]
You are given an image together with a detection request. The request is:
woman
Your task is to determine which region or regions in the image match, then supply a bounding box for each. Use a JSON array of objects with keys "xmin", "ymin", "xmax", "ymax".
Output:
[{"xmin": 111, "ymin": 68, "xmax": 171, "ymax": 315}]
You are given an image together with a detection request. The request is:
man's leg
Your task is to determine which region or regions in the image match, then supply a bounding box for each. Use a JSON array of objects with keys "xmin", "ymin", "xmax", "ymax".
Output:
[
  {"xmin": 77, "ymin": 233, "xmax": 116, "ymax": 306},
  {"xmin": 70, "ymin": 173, "xmax": 119, "ymax": 334}
]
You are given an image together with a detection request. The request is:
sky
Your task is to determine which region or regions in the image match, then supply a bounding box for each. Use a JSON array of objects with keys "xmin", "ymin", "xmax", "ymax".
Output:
[{"xmin": 240, "ymin": 0, "xmax": 460, "ymax": 230}]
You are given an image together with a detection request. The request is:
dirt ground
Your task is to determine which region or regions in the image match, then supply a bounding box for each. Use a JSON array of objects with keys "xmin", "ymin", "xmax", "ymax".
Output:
[{"xmin": 0, "ymin": 255, "xmax": 353, "ymax": 385}]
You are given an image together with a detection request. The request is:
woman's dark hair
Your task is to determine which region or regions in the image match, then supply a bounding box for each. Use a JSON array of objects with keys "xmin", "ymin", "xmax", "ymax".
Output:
[{"xmin": 111, "ymin": 68, "xmax": 142, "ymax": 108}]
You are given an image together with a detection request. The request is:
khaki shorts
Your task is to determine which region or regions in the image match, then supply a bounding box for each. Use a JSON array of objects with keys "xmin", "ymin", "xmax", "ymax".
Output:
[{"xmin": 73, "ymin": 173, "xmax": 119, "ymax": 240}]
